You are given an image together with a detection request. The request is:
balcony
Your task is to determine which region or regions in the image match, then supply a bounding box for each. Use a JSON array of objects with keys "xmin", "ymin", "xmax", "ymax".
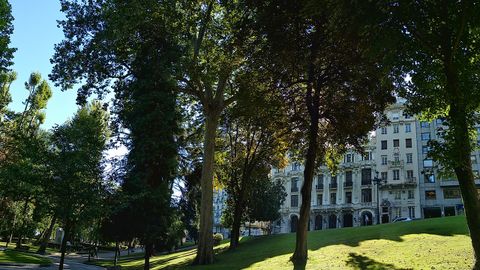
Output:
[
  {"xmin": 344, "ymin": 181, "xmax": 353, "ymax": 188},
  {"xmin": 380, "ymin": 177, "xmax": 418, "ymax": 190},
  {"xmin": 329, "ymin": 182, "xmax": 338, "ymax": 189},
  {"xmin": 388, "ymin": 160, "xmax": 404, "ymax": 168},
  {"xmin": 291, "ymin": 186, "xmax": 299, "ymax": 192},
  {"xmin": 316, "ymin": 184, "xmax": 324, "ymax": 190},
  {"xmin": 440, "ymin": 180, "xmax": 459, "ymax": 187}
]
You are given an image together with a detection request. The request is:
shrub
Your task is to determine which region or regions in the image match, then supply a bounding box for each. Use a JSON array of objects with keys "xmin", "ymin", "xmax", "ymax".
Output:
[{"xmin": 213, "ymin": 233, "xmax": 223, "ymax": 246}]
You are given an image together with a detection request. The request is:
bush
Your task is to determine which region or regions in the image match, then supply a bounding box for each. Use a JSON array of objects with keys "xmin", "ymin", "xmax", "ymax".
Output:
[{"xmin": 213, "ymin": 233, "xmax": 223, "ymax": 246}]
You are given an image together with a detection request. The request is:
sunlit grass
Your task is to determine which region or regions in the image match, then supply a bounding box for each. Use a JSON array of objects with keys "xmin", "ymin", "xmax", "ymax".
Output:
[
  {"xmin": 0, "ymin": 249, "xmax": 52, "ymax": 265},
  {"xmin": 92, "ymin": 215, "xmax": 474, "ymax": 269}
]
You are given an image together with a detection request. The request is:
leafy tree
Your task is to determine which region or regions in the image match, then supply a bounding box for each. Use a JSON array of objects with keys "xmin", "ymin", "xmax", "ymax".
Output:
[
  {"xmin": 0, "ymin": 72, "xmax": 52, "ymax": 248},
  {"xmin": 333, "ymin": 1, "xmax": 480, "ymax": 268},
  {"xmin": 248, "ymin": 0, "xmax": 395, "ymax": 263},
  {"xmin": 217, "ymin": 82, "xmax": 289, "ymax": 249},
  {"xmin": 50, "ymin": 0, "xmax": 260, "ymax": 264},
  {"xmin": 0, "ymin": 0, "xmax": 15, "ymax": 72},
  {"xmin": 50, "ymin": 101, "xmax": 110, "ymax": 270},
  {"xmin": 246, "ymin": 179, "xmax": 286, "ymax": 233}
]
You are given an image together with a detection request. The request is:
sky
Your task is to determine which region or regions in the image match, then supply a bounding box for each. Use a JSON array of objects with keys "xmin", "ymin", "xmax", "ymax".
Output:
[{"xmin": 9, "ymin": 0, "xmax": 77, "ymax": 129}]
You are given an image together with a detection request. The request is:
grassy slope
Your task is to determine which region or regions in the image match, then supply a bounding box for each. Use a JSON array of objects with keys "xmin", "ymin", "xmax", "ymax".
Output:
[
  {"xmin": 0, "ymin": 250, "xmax": 51, "ymax": 265},
  {"xmin": 94, "ymin": 215, "xmax": 474, "ymax": 270}
]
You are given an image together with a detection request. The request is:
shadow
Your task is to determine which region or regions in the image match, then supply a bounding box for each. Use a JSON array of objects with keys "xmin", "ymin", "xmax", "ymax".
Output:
[
  {"xmin": 346, "ymin": 253, "xmax": 412, "ymax": 270},
  {"xmin": 126, "ymin": 216, "xmax": 470, "ymax": 270}
]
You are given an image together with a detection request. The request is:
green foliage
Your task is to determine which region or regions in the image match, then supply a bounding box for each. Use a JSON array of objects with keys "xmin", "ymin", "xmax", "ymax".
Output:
[
  {"xmin": 213, "ymin": 233, "xmax": 223, "ymax": 246},
  {"xmin": 50, "ymin": 101, "xmax": 110, "ymax": 231},
  {"xmin": 0, "ymin": 0, "xmax": 15, "ymax": 72},
  {"xmin": 246, "ymin": 179, "xmax": 286, "ymax": 224}
]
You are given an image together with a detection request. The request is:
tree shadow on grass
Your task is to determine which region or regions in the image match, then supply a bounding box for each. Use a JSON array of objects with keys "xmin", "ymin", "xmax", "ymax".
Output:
[
  {"xmin": 141, "ymin": 216, "xmax": 469, "ymax": 270},
  {"xmin": 346, "ymin": 253, "xmax": 413, "ymax": 270}
]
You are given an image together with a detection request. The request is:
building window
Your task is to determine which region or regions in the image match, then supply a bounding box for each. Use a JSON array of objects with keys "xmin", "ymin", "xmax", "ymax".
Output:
[
  {"xmin": 381, "ymin": 155, "xmax": 387, "ymax": 165},
  {"xmin": 317, "ymin": 174, "xmax": 324, "ymax": 188},
  {"xmin": 361, "ymin": 189, "xmax": 372, "ymax": 202},
  {"xmin": 424, "ymin": 174, "xmax": 435, "ymax": 183},
  {"xmin": 394, "ymin": 191, "xmax": 401, "ymax": 200},
  {"xmin": 393, "ymin": 139, "xmax": 399, "ymax": 147},
  {"xmin": 393, "ymin": 124, "xmax": 399, "ymax": 133},
  {"xmin": 394, "ymin": 153, "xmax": 400, "ymax": 162},
  {"xmin": 404, "ymin": 113, "xmax": 412, "ymax": 119},
  {"xmin": 345, "ymin": 192, "xmax": 352, "ymax": 203},
  {"xmin": 405, "ymin": 123, "xmax": 411, "ymax": 133},
  {"xmin": 346, "ymin": 153, "xmax": 353, "ymax": 163},
  {"xmin": 407, "ymin": 170, "xmax": 414, "ymax": 180},
  {"xmin": 330, "ymin": 193, "xmax": 336, "ymax": 205},
  {"xmin": 381, "ymin": 171, "xmax": 387, "ymax": 181},
  {"xmin": 444, "ymin": 189, "xmax": 461, "ymax": 199},
  {"xmin": 361, "ymin": 168, "xmax": 372, "ymax": 185},
  {"xmin": 422, "ymin": 145, "xmax": 430, "ymax": 154},
  {"xmin": 408, "ymin": 206, "xmax": 415, "ymax": 218},
  {"xmin": 392, "ymin": 113, "xmax": 399, "ymax": 120},
  {"xmin": 345, "ymin": 171, "xmax": 353, "ymax": 183},
  {"xmin": 291, "ymin": 177, "xmax": 299, "ymax": 192},
  {"xmin": 408, "ymin": 190, "xmax": 414, "ymax": 199},
  {"xmin": 406, "ymin": 138, "xmax": 412, "ymax": 148},
  {"xmin": 381, "ymin": 140, "xmax": 387, "ymax": 150},
  {"xmin": 436, "ymin": 119, "xmax": 443, "ymax": 125},
  {"xmin": 291, "ymin": 195, "xmax": 299, "ymax": 207},
  {"xmin": 421, "ymin": 132, "xmax": 431, "ymax": 141},
  {"xmin": 292, "ymin": 162, "xmax": 300, "ymax": 171},
  {"xmin": 317, "ymin": 194, "xmax": 323, "ymax": 205},
  {"xmin": 381, "ymin": 127, "xmax": 387, "ymax": 134},
  {"xmin": 425, "ymin": 190, "xmax": 436, "ymax": 200},
  {"xmin": 471, "ymin": 155, "xmax": 477, "ymax": 164},
  {"xmin": 393, "ymin": 170, "xmax": 400, "ymax": 180},
  {"xmin": 406, "ymin": 153, "xmax": 413, "ymax": 164},
  {"xmin": 421, "ymin": 121, "xmax": 430, "ymax": 128},
  {"xmin": 363, "ymin": 152, "xmax": 371, "ymax": 161}
]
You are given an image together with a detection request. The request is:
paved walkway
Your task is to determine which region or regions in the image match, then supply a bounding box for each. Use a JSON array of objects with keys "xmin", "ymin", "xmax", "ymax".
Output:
[{"xmin": 0, "ymin": 252, "xmax": 107, "ymax": 270}]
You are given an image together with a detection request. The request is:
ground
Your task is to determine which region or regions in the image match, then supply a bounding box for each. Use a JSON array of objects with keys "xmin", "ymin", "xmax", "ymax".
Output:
[
  {"xmin": 92, "ymin": 215, "xmax": 473, "ymax": 270},
  {"xmin": 0, "ymin": 250, "xmax": 51, "ymax": 265}
]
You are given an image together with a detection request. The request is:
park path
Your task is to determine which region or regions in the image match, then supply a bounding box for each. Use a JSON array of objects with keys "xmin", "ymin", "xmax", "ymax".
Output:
[{"xmin": 0, "ymin": 252, "xmax": 107, "ymax": 270}]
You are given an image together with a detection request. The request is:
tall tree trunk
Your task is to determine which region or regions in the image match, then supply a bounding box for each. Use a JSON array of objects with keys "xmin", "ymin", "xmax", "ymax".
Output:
[
  {"xmin": 445, "ymin": 60, "xmax": 480, "ymax": 270},
  {"xmin": 195, "ymin": 111, "xmax": 219, "ymax": 265},
  {"xmin": 6, "ymin": 213, "xmax": 15, "ymax": 248},
  {"xmin": 38, "ymin": 215, "xmax": 57, "ymax": 254},
  {"xmin": 292, "ymin": 65, "xmax": 319, "ymax": 262},
  {"xmin": 144, "ymin": 242, "xmax": 153, "ymax": 270},
  {"xmin": 114, "ymin": 241, "xmax": 119, "ymax": 267},
  {"xmin": 291, "ymin": 115, "xmax": 319, "ymax": 262},
  {"xmin": 229, "ymin": 198, "xmax": 244, "ymax": 249},
  {"xmin": 58, "ymin": 221, "xmax": 71, "ymax": 270},
  {"xmin": 16, "ymin": 199, "xmax": 29, "ymax": 248}
]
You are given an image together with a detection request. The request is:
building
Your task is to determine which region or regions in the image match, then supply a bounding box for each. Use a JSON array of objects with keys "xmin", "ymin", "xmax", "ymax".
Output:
[
  {"xmin": 271, "ymin": 102, "xmax": 463, "ymax": 234},
  {"xmin": 213, "ymin": 189, "xmax": 229, "ymax": 238}
]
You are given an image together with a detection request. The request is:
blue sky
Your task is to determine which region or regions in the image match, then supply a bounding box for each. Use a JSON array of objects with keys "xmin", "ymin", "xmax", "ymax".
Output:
[{"xmin": 9, "ymin": 0, "xmax": 77, "ymax": 129}]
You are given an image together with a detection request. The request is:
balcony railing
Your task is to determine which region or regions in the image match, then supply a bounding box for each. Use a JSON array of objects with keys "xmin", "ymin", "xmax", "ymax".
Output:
[
  {"xmin": 344, "ymin": 181, "xmax": 353, "ymax": 188},
  {"xmin": 329, "ymin": 182, "xmax": 338, "ymax": 189},
  {"xmin": 388, "ymin": 160, "xmax": 404, "ymax": 168},
  {"xmin": 316, "ymin": 184, "xmax": 324, "ymax": 190},
  {"xmin": 405, "ymin": 177, "xmax": 417, "ymax": 185}
]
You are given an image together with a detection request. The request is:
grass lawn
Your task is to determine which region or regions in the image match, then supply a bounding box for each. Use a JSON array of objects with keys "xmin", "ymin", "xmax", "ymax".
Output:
[
  {"xmin": 92, "ymin": 215, "xmax": 474, "ymax": 270},
  {"xmin": 0, "ymin": 249, "xmax": 51, "ymax": 265}
]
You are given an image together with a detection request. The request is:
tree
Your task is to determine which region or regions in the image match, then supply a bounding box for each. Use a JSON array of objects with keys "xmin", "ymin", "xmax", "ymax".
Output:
[
  {"xmin": 249, "ymin": 0, "xmax": 395, "ymax": 263},
  {"xmin": 51, "ymin": 1, "xmax": 259, "ymax": 264},
  {"xmin": 335, "ymin": 1, "xmax": 480, "ymax": 268},
  {"xmin": 50, "ymin": 101, "xmax": 110, "ymax": 270},
  {"xmin": 0, "ymin": 72, "xmax": 52, "ymax": 248},
  {"xmin": 217, "ymin": 80, "xmax": 289, "ymax": 249},
  {"xmin": 0, "ymin": 0, "xmax": 15, "ymax": 72},
  {"xmin": 246, "ymin": 179, "xmax": 286, "ymax": 233}
]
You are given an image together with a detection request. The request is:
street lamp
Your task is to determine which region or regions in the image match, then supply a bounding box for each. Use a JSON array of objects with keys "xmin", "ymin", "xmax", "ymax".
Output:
[{"xmin": 372, "ymin": 171, "xmax": 387, "ymax": 225}]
